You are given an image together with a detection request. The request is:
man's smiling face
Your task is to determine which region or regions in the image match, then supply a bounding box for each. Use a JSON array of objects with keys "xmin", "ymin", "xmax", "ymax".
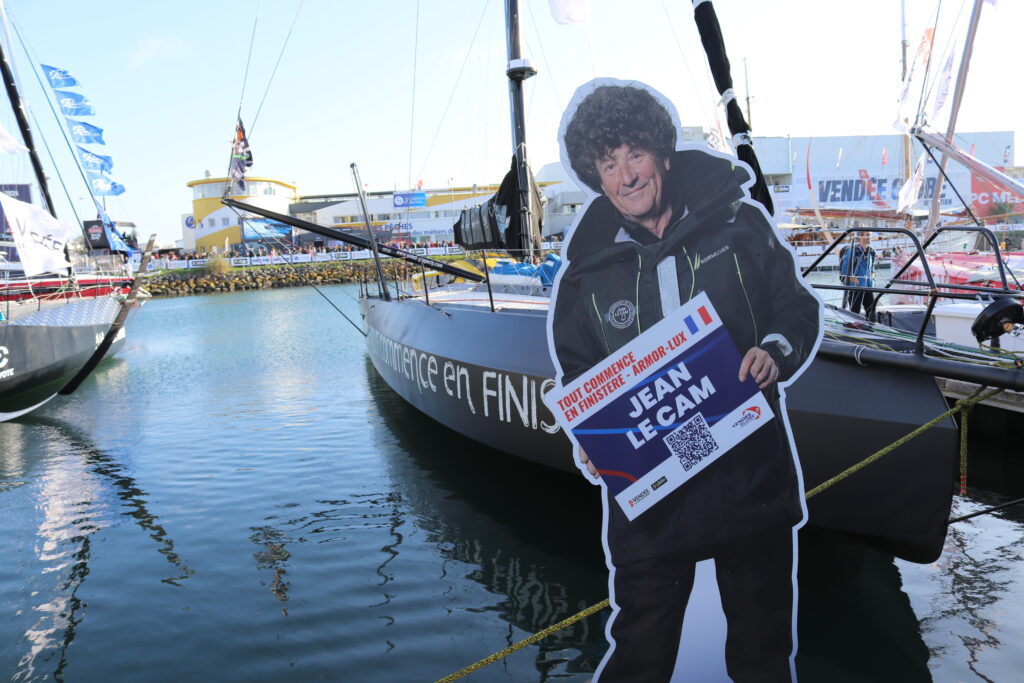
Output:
[{"xmin": 596, "ymin": 145, "xmax": 671, "ymax": 233}]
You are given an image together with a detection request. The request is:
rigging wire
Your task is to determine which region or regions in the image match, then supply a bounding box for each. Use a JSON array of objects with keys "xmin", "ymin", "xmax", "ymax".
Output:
[
  {"xmin": 414, "ymin": 0, "xmax": 492, "ymax": 186},
  {"xmin": 249, "ymin": 0, "xmax": 304, "ymax": 137},
  {"xmin": 237, "ymin": 0, "xmax": 260, "ymax": 121},
  {"xmin": 524, "ymin": 0, "xmax": 562, "ymax": 116},
  {"xmin": 9, "ymin": 17, "xmax": 92, "ymax": 228},
  {"xmin": 224, "ymin": 205, "xmax": 367, "ymax": 336},
  {"xmin": 658, "ymin": 0, "xmax": 714, "ymax": 136},
  {"xmin": 223, "ymin": 2, "xmax": 262, "ymax": 186},
  {"xmin": 918, "ymin": 0, "xmax": 969, "ymax": 124},
  {"xmin": 913, "ymin": 0, "xmax": 943, "ymax": 130},
  {"xmin": 407, "ymin": 0, "xmax": 420, "ymax": 191},
  {"xmin": 26, "ymin": 107, "xmax": 81, "ymax": 228}
]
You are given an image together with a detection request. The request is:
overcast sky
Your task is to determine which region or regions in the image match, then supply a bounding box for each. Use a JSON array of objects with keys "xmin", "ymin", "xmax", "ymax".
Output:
[{"xmin": 2, "ymin": 0, "xmax": 1018, "ymax": 244}]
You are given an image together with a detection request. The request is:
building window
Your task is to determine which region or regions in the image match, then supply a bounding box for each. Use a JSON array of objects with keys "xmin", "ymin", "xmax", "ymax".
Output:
[
  {"xmin": 333, "ymin": 216, "xmax": 343, "ymax": 223},
  {"xmin": 221, "ymin": 217, "xmax": 229, "ymax": 226}
]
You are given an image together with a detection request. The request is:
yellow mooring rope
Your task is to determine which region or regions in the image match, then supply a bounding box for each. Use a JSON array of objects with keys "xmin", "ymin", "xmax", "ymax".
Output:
[
  {"xmin": 433, "ymin": 599, "xmax": 611, "ymax": 683},
  {"xmin": 434, "ymin": 385, "xmax": 1002, "ymax": 682}
]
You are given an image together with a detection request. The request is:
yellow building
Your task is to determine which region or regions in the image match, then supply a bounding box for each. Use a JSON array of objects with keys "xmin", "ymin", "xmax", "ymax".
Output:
[{"xmin": 186, "ymin": 176, "xmax": 297, "ymax": 252}]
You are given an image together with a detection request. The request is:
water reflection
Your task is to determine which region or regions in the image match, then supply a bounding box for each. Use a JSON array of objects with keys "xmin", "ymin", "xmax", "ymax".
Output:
[
  {"xmin": 364, "ymin": 358, "xmax": 609, "ymax": 679},
  {"xmin": 1, "ymin": 417, "xmax": 191, "ymax": 681}
]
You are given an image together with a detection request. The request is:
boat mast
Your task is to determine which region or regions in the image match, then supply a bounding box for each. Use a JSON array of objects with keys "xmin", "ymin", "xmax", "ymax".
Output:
[
  {"xmin": 900, "ymin": 0, "xmax": 911, "ymax": 184},
  {"xmin": 0, "ymin": 1, "xmax": 56, "ymax": 217},
  {"xmin": 351, "ymin": 162, "xmax": 391, "ymax": 301},
  {"xmin": 504, "ymin": 0, "xmax": 537, "ymax": 258},
  {"xmin": 923, "ymin": 0, "xmax": 985, "ymax": 237}
]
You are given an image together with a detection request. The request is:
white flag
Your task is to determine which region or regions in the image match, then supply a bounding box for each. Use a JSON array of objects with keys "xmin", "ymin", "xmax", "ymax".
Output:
[
  {"xmin": 548, "ymin": 0, "xmax": 590, "ymax": 25},
  {"xmin": 1, "ymin": 192, "xmax": 74, "ymax": 276},
  {"xmin": 931, "ymin": 51, "xmax": 955, "ymax": 120},
  {"xmin": 898, "ymin": 156, "xmax": 927, "ymax": 213},
  {"xmin": 0, "ymin": 119, "xmax": 27, "ymax": 154},
  {"xmin": 894, "ymin": 29, "xmax": 934, "ymax": 131}
]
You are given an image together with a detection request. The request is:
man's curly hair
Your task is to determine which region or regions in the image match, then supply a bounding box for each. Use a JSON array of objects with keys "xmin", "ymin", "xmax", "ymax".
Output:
[{"xmin": 564, "ymin": 85, "xmax": 676, "ymax": 193}]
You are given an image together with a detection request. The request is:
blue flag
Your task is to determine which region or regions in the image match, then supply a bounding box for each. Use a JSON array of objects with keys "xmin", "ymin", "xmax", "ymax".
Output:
[
  {"xmin": 54, "ymin": 90, "xmax": 95, "ymax": 116},
  {"xmin": 76, "ymin": 145, "xmax": 113, "ymax": 172},
  {"xmin": 86, "ymin": 170, "xmax": 125, "ymax": 196},
  {"xmin": 67, "ymin": 119, "xmax": 105, "ymax": 144},
  {"xmin": 41, "ymin": 63, "xmax": 79, "ymax": 88},
  {"xmin": 98, "ymin": 211, "xmax": 129, "ymax": 252}
]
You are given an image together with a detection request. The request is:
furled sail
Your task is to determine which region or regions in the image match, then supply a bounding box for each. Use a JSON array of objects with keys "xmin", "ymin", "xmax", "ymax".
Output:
[
  {"xmin": 454, "ymin": 155, "xmax": 544, "ymax": 253},
  {"xmin": 692, "ymin": 0, "xmax": 773, "ymax": 214}
]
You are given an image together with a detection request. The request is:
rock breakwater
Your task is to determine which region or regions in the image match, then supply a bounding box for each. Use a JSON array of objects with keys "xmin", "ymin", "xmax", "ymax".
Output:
[{"xmin": 143, "ymin": 262, "xmax": 388, "ymax": 297}]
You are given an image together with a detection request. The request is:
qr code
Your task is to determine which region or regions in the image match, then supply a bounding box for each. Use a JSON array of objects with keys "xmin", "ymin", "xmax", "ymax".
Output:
[{"xmin": 665, "ymin": 413, "xmax": 718, "ymax": 471}]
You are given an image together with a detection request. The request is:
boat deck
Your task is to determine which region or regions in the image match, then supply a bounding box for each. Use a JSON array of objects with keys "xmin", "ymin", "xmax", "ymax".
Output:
[{"xmin": 404, "ymin": 284, "xmax": 550, "ymax": 312}]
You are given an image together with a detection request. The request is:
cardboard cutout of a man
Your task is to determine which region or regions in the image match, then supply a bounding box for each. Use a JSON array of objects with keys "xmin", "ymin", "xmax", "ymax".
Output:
[{"xmin": 545, "ymin": 80, "xmax": 823, "ymax": 681}]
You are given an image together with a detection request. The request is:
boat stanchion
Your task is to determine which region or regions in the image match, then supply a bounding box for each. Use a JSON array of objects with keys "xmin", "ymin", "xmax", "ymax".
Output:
[
  {"xmin": 481, "ymin": 252, "xmax": 495, "ymax": 313},
  {"xmin": 914, "ymin": 291, "xmax": 940, "ymax": 355}
]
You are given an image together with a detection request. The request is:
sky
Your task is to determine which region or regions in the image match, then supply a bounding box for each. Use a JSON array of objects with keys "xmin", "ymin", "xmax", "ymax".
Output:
[{"xmin": 1, "ymin": 0, "xmax": 1020, "ymax": 245}]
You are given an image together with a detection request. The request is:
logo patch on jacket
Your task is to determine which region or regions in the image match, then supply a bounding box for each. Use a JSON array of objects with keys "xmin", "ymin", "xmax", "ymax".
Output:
[{"xmin": 605, "ymin": 300, "xmax": 636, "ymax": 329}]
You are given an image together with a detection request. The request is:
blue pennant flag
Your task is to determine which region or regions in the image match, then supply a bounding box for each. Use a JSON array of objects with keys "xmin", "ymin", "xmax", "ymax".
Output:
[
  {"xmin": 76, "ymin": 145, "xmax": 113, "ymax": 172},
  {"xmin": 86, "ymin": 170, "xmax": 125, "ymax": 196},
  {"xmin": 41, "ymin": 64, "xmax": 80, "ymax": 88},
  {"xmin": 67, "ymin": 119, "xmax": 104, "ymax": 144},
  {"xmin": 54, "ymin": 90, "xmax": 95, "ymax": 116},
  {"xmin": 98, "ymin": 211, "xmax": 129, "ymax": 252}
]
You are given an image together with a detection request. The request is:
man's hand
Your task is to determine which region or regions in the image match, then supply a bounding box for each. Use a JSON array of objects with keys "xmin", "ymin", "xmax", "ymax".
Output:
[
  {"xmin": 738, "ymin": 346, "xmax": 779, "ymax": 389},
  {"xmin": 578, "ymin": 447, "xmax": 600, "ymax": 479}
]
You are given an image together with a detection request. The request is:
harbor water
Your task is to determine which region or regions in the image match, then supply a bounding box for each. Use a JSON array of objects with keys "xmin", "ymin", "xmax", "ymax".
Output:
[{"xmin": 2, "ymin": 285, "xmax": 1023, "ymax": 681}]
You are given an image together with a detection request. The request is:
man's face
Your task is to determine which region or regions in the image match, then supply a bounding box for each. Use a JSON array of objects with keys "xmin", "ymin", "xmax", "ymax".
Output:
[
  {"xmin": 858, "ymin": 234, "xmax": 871, "ymax": 247},
  {"xmin": 596, "ymin": 145, "xmax": 670, "ymax": 227}
]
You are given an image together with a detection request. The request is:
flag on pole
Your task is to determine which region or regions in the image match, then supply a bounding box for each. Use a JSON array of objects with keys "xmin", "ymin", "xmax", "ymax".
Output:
[
  {"xmin": 228, "ymin": 118, "xmax": 253, "ymax": 193},
  {"xmin": 86, "ymin": 170, "xmax": 126, "ymax": 196},
  {"xmin": 54, "ymin": 90, "xmax": 95, "ymax": 116},
  {"xmin": 931, "ymin": 52, "xmax": 955, "ymax": 120},
  {"xmin": 67, "ymin": 119, "xmax": 105, "ymax": 144},
  {"xmin": 76, "ymin": 145, "xmax": 113, "ymax": 172},
  {"xmin": 40, "ymin": 63, "xmax": 79, "ymax": 88}
]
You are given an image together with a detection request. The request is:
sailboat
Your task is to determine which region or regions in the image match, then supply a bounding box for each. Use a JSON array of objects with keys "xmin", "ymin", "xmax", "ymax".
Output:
[
  {"xmin": 867, "ymin": 0, "xmax": 1024, "ymax": 352},
  {"xmin": 0, "ymin": 11, "xmax": 147, "ymax": 421},
  {"xmin": 227, "ymin": 0, "xmax": 1024, "ymax": 564}
]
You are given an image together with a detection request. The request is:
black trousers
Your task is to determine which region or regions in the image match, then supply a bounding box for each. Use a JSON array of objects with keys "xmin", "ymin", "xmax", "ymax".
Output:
[
  {"xmin": 597, "ymin": 527, "xmax": 795, "ymax": 683},
  {"xmin": 848, "ymin": 290, "xmax": 874, "ymax": 316}
]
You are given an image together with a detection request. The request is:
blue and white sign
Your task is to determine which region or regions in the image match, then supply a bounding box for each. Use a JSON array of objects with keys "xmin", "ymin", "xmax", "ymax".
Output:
[
  {"xmin": 393, "ymin": 192, "xmax": 426, "ymax": 208},
  {"xmin": 544, "ymin": 293, "xmax": 774, "ymax": 520},
  {"xmin": 185, "ymin": 216, "xmax": 195, "ymax": 229}
]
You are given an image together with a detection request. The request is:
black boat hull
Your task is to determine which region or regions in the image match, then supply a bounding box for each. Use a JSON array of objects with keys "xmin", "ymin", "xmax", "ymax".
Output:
[
  {"xmin": 362, "ymin": 296, "xmax": 957, "ymax": 563},
  {"xmin": 0, "ymin": 298, "xmax": 121, "ymax": 420}
]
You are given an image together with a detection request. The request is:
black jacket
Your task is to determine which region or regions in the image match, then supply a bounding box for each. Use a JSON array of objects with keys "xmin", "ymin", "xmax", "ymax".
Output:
[{"xmin": 551, "ymin": 149, "xmax": 821, "ymax": 563}]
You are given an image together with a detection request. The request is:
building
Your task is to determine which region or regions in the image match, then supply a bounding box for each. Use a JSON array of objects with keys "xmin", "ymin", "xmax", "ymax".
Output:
[
  {"xmin": 184, "ymin": 176, "xmax": 297, "ymax": 252},
  {"xmin": 182, "ymin": 130, "xmax": 1019, "ymax": 251}
]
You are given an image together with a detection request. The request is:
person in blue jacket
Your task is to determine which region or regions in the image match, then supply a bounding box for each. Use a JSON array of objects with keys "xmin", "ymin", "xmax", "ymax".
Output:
[{"xmin": 839, "ymin": 233, "xmax": 877, "ymax": 316}]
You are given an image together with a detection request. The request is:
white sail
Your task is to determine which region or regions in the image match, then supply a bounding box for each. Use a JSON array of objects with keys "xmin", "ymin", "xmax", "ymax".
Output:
[{"xmin": 1, "ymin": 192, "xmax": 74, "ymax": 276}]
